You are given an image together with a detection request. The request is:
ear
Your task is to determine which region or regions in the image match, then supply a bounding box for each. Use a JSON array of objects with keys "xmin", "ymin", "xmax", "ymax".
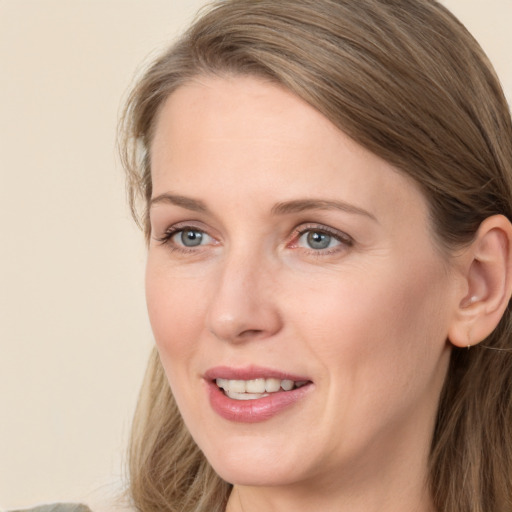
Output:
[{"xmin": 448, "ymin": 215, "xmax": 512, "ymax": 348}]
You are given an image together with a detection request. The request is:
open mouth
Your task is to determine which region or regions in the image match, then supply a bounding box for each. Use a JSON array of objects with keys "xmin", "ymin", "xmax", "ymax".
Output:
[{"xmin": 215, "ymin": 377, "xmax": 310, "ymax": 400}]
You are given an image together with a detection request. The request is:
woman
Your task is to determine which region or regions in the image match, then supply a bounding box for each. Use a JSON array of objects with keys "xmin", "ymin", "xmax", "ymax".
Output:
[{"xmin": 119, "ymin": 0, "xmax": 512, "ymax": 511}]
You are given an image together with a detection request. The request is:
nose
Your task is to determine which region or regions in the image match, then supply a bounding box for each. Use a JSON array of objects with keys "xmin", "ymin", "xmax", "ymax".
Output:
[{"xmin": 206, "ymin": 251, "xmax": 283, "ymax": 343}]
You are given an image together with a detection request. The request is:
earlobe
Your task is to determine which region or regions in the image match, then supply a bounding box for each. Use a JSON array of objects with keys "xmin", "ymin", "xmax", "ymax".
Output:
[{"xmin": 448, "ymin": 215, "xmax": 512, "ymax": 348}]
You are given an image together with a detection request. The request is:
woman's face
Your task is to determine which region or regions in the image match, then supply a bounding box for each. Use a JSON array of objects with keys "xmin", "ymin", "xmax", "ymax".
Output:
[{"xmin": 147, "ymin": 76, "xmax": 459, "ymax": 490}]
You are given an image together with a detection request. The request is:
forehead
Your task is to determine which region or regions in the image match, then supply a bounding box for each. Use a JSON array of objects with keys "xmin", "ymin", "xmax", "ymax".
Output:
[
  {"xmin": 150, "ymin": 75, "xmax": 431, "ymax": 233},
  {"xmin": 150, "ymin": 75, "xmax": 342, "ymax": 161}
]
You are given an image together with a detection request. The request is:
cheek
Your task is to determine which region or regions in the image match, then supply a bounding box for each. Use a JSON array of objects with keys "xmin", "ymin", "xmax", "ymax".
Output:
[
  {"xmin": 145, "ymin": 259, "xmax": 206, "ymax": 373},
  {"xmin": 289, "ymin": 257, "xmax": 452, "ymax": 402},
  {"xmin": 145, "ymin": 260, "xmax": 212, "ymax": 432}
]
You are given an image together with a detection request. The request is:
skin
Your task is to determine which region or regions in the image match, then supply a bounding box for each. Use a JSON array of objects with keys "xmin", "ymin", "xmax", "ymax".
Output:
[{"xmin": 146, "ymin": 75, "xmax": 465, "ymax": 512}]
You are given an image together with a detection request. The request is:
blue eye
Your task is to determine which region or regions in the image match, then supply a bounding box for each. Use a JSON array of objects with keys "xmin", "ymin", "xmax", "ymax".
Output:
[
  {"xmin": 174, "ymin": 228, "xmax": 209, "ymax": 247},
  {"xmin": 297, "ymin": 230, "xmax": 343, "ymax": 250},
  {"xmin": 155, "ymin": 225, "xmax": 216, "ymax": 252}
]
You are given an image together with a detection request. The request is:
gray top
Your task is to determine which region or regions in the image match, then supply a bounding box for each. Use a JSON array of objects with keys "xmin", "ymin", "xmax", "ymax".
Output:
[{"xmin": 11, "ymin": 504, "xmax": 92, "ymax": 512}]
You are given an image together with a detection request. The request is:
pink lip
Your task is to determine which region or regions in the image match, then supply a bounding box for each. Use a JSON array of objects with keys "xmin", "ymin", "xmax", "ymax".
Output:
[
  {"xmin": 204, "ymin": 366, "xmax": 313, "ymax": 423},
  {"xmin": 204, "ymin": 365, "xmax": 309, "ymax": 382}
]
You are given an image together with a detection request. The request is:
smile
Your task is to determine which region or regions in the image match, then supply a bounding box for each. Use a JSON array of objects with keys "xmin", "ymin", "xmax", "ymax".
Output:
[
  {"xmin": 205, "ymin": 366, "xmax": 313, "ymax": 422},
  {"xmin": 216, "ymin": 378, "xmax": 309, "ymax": 400}
]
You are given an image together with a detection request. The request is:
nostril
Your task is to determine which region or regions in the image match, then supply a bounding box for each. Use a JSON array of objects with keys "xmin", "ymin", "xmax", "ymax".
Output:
[
  {"xmin": 208, "ymin": 327, "xmax": 264, "ymax": 341},
  {"xmin": 238, "ymin": 329, "xmax": 264, "ymax": 338}
]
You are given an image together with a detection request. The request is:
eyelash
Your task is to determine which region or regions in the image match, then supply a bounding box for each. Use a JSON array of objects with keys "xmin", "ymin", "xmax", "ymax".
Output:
[
  {"xmin": 154, "ymin": 223, "xmax": 353, "ymax": 256},
  {"xmin": 154, "ymin": 224, "xmax": 211, "ymax": 253},
  {"xmin": 290, "ymin": 224, "xmax": 353, "ymax": 255}
]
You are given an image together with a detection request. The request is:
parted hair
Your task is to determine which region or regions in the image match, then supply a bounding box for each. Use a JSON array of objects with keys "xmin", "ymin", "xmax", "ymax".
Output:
[{"xmin": 119, "ymin": 1, "xmax": 512, "ymax": 511}]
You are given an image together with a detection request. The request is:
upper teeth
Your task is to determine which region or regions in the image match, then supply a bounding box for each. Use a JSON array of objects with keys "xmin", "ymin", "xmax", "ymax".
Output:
[{"xmin": 216, "ymin": 378, "xmax": 306, "ymax": 394}]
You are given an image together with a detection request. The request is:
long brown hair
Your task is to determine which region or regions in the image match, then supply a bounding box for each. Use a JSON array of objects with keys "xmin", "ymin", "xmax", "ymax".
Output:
[{"xmin": 119, "ymin": 1, "xmax": 512, "ymax": 511}]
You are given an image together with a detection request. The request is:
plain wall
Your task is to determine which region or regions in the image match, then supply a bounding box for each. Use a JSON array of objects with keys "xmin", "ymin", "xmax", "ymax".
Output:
[{"xmin": 0, "ymin": 1, "xmax": 510, "ymax": 510}]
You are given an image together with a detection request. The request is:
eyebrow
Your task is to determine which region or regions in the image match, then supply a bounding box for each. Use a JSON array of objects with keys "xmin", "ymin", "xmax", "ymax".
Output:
[
  {"xmin": 150, "ymin": 193, "xmax": 209, "ymax": 213},
  {"xmin": 271, "ymin": 199, "xmax": 377, "ymax": 221},
  {"xmin": 150, "ymin": 193, "xmax": 376, "ymax": 222}
]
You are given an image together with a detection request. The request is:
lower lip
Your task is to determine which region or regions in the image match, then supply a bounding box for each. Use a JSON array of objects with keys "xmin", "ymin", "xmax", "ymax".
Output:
[{"xmin": 207, "ymin": 381, "xmax": 313, "ymax": 423}]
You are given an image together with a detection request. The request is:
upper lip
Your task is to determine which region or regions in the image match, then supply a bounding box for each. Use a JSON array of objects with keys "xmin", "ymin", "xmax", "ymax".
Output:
[{"xmin": 204, "ymin": 365, "xmax": 311, "ymax": 382}]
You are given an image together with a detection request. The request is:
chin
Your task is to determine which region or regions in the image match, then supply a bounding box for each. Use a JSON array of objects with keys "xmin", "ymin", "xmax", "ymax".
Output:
[
  {"xmin": 212, "ymin": 459, "xmax": 302, "ymax": 487},
  {"xmin": 199, "ymin": 436, "xmax": 307, "ymax": 487}
]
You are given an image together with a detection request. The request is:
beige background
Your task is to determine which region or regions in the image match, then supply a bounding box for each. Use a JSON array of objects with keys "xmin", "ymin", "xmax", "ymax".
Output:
[{"xmin": 0, "ymin": 1, "xmax": 510, "ymax": 510}]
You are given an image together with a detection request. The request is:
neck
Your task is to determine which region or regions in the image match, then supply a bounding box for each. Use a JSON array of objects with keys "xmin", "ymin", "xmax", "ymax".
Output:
[{"xmin": 226, "ymin": 474, "xmax": 436, "ymax": 512}]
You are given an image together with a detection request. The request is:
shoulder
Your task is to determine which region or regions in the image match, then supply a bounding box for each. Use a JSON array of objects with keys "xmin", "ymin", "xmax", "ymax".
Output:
[{"xmin": 9, "ymin": 504, "xmax": 92, "ymax": 512}]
